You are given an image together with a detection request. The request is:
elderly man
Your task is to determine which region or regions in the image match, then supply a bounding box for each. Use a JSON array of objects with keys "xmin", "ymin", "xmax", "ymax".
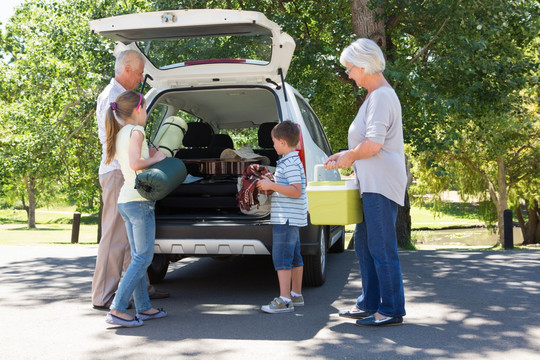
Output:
[{"xmin": 92, "ymin": 50, "xmax": 169, "ymax": 310}]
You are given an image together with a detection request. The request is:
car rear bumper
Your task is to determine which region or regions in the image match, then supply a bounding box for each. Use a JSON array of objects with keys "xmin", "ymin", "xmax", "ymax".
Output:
[{"xmin": 154, "ymin": 220, "xmax": 322, "ymax": 256}]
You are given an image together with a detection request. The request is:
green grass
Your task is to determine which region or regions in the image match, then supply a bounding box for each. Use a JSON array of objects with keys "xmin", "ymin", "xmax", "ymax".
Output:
[
  {"xmin": 342, "ymin": 202, "xmax": 483, "ymax": 234},
  {"xmin": 0, "ymin": 202, "xmax": 502, "ymax": 248},
  {"xmin": 410, "ymin": 202, "xmax": 483, "ymax": 230},
  {"xmin": 0, "ymin": 208, "xmax": 99, "ymax": 245}
]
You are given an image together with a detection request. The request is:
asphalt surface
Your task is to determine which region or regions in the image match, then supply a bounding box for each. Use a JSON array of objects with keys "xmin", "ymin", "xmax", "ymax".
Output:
[{"xmin": 0, "ymin": 245, "xmax": 539, "ymax": 360}]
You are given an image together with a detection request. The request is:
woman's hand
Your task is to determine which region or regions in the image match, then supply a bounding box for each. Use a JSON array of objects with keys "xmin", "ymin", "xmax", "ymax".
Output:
[{"xmin": 324, "ymin": 151, "xmax": 354, "ymax": 170}]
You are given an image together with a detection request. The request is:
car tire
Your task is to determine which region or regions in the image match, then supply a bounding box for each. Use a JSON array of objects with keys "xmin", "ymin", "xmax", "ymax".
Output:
[
  {"xmin": 303, "ymin": 226, "xmax": 327, "ymax": 286},
  {"xmin": 147, "ymin": 254, "xmax": 169, "ymax": 284}
]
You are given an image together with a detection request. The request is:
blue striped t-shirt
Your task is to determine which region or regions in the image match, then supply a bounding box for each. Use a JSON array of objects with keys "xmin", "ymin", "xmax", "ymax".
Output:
[{"xmin": 270, "ymin": 151, "xmax": 308, "ymax": 227}]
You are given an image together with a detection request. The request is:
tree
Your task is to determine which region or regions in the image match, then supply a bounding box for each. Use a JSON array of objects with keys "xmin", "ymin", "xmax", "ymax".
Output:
[
  {"xmin": 0, "ymin": 0, "xmax": 153, "ymax": 226},
  {"xmin": 395, "ymin": 0, "xmax": 540, "ymax": 244}
]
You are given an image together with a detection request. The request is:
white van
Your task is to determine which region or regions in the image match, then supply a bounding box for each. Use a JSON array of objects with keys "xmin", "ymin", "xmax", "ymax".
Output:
[{"xmin": 90, "ymin": 9, "xmax": 344, "ymax": 286}]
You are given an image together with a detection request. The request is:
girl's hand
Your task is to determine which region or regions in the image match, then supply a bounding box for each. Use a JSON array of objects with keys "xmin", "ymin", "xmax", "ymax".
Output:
[
  {"xmin": 149, "ymin": 145, "xmax": 159, "ymax": 156},
  {"xmin": 152, "ymin": 151, "xmax": 167, "ymax": 162}
]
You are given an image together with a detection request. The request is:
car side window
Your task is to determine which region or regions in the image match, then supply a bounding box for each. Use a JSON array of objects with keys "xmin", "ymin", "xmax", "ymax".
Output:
[
  {"xmin": 146, "ymin": 103, "xmax": 169, "ymax": 142},
  {"xmin": 295, "ymin": 95, "xmax": 333, "ymax": 156}
]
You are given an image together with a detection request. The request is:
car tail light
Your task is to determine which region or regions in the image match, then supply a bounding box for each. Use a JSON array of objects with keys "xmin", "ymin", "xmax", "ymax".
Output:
[{"xmin": 295, "ymin": 124, "xmax": 306, "ymax": 175}]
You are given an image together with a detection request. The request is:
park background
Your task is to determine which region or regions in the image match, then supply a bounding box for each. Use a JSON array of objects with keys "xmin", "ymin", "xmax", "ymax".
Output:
[{"xmin": 0, "ymin": 0, "xmax": 538, "ymax": 248}]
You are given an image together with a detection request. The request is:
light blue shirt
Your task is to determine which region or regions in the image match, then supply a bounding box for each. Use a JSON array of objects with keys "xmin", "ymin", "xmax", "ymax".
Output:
[{"xmin": 270, "ymin": 152, "xmax": 308, "ymax": 227}]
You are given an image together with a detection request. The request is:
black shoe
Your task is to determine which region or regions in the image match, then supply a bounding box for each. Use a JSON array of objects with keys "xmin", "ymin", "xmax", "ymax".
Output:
[
  {"xmin": 355, "ymin": 315, "xmax": 403, "ymax": 327},
  {"xmin": 338, "ymin": 308, "xmax": 374, "ymax": 319}
]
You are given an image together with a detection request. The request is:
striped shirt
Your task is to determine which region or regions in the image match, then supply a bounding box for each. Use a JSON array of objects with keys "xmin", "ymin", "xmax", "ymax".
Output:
[{"xmin": 270, "ymin": 152, "xmax": 308, "ymax": 227}]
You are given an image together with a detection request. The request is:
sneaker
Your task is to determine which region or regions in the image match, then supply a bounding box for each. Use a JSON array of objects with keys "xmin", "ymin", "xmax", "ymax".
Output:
[
  {"xmin": 291, "ymin": 294, "xmax": 304, "ymax": 307},
  {"xmin": 261, "ymin": 297, "xmax": 294, "ymax": 314}
]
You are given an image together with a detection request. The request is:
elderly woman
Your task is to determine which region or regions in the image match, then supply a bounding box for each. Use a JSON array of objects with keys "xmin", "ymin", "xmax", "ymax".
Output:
[{"xmin": 324, "ymin": 38, "xmax": 407, "ymax": 327}]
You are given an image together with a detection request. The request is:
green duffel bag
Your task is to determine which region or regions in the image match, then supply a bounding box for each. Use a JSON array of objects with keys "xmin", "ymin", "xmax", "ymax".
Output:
[
  {"xmin": 152, "ymin": 116, "xmax": 188, "ymax": 157},
  {"xmin": 135, "ymin": 157, "xmax": 187, "ymax": 201}
]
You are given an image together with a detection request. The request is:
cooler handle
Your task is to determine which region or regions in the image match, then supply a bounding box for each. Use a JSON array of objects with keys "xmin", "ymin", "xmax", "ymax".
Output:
[{"xmin": 314, "ymin": 164, "xmax": 327, "ymax": 181}]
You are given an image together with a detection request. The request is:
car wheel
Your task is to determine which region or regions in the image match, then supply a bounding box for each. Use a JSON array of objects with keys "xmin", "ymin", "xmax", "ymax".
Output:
[
  {"xmin": 303, "ymin": 226, "xmax": 327, "ymax": 286},
  {"xmin": 147, "ymin": 254, "xmax": 169, "ymax": 283}
]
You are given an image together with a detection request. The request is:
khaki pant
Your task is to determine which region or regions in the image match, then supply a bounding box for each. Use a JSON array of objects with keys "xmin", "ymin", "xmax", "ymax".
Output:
[{"xmin": 91, "ymin": 170, "xmax": 154, "ymax": 306}]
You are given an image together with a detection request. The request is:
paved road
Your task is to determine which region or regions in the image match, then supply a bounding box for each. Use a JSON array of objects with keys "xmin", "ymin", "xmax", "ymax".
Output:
[{"xmin": 0, "ymin": 245, "xmax": 539, "ymax": 360}]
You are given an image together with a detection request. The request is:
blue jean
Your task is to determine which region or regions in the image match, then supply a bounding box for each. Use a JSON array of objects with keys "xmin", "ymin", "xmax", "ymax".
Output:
[
  {"xmin": 110, "ymin": 201, "xmax": 155, "ymax": 313},
  {"xmin": 354, "ymin": 193, "xmax": 405, "ymax": 317},
  {"xmin": 272, "ymin": 222, "xmax": 303, "ymax": 271}
]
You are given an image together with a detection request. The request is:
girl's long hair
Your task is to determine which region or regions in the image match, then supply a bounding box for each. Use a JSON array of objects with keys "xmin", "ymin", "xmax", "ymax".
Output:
[{"xmin": 104, "ymin": 91, "xmax": 145, "ymax": 164}]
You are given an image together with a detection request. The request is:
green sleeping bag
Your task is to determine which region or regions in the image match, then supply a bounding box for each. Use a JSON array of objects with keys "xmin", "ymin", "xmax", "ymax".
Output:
[
  {"xmin": 135, "ymin": 157, "xmax": 187, "ymax": 201},
  {"xmin": 153, "ymin": 116, "xmax": 188, "ymax": 157}
]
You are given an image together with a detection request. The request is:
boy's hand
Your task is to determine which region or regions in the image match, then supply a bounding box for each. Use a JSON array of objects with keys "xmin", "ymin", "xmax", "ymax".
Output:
[{"xmin": 256, "ymin": 178, "xmax": 274, "ymax": 191}]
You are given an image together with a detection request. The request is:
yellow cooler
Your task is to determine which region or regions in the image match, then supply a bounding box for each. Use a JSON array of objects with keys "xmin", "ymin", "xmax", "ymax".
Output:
[{"xmin": 307, "ymin": 180, "xmax": 363, "ymax": 225}]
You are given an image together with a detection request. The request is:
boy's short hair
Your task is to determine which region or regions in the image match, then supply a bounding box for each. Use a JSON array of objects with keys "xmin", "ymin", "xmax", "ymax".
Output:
[{"xmin": 271, "ymin": 120, "xmax": 299, "ymax": 148}]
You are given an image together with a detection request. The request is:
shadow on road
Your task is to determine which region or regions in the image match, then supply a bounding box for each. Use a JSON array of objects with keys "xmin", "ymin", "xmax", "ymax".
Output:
[{"xmin": 1, "ymin": 248, "xmax": 540, "ymax": 359}]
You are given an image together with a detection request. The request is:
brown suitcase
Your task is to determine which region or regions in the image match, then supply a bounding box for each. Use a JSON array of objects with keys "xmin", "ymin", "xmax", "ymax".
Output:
[{"xmin": 183, "ymin": 158, "xmax": 260, "ymax": 176}]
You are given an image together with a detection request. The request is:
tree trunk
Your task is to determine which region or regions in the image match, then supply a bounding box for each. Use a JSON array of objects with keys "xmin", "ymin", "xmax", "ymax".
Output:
[
  {"xmin": 517, "ymin": 200, "xmax": 540, "ymax": 245},
  {"xmin": 396, "ymin": 192, "xmax": 411, "ymax": 248},
  {"xmin": 350, "ymin": 0, "xmax": 386, "ymax": 48},
  {"xmin": 495, "ymin": 157, "xmax": 508, "ymax": 245},
  {"xmin": 350, "ymin": 0, "xmax": 411, "ymax": 247},
  {"xmin": 23, "ymin": 176, "xmax": 36, "ymax": 229}
]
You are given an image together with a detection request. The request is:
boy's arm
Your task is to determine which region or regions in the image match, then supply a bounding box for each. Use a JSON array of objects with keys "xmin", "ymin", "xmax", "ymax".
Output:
[{"xmin": 257, "ymin": 178, "xmax": 302, "ymax": 199}]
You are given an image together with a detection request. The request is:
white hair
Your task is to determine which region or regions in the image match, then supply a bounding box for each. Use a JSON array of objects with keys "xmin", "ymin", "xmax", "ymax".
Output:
[
  {"xmin": 114, "ymin": 50, "xmax": 145, "ymax": 77},
  {"xmin": 340, "ymin": 38, "xmax": 385, "ymax": 75}
]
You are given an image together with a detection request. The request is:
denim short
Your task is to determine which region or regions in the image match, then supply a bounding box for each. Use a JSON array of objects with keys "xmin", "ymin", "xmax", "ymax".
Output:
[{"xmin": 272, "ymin": 222, "xmax": 303, "ymax": 271}]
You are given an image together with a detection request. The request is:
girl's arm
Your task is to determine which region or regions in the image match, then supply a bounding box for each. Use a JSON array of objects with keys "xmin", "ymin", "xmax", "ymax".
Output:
[{"xmin": 128, "ymin": 130, "xmax": 167, "ymax": 171}]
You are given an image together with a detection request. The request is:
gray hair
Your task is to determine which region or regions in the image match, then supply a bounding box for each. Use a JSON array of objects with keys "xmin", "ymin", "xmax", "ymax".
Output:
[
  {"xmin": 114, "ymin": 50, "xmax": 145, "ymax": 77},
  {"xmin": 340, "ymin": 38, "xmax": 385, "ymax": 75}
]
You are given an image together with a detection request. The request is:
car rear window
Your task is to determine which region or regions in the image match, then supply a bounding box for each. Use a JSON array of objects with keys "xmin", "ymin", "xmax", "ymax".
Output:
[{"xmin": 137, "ymin": 34, "xmax": 272, "ymax": 70}]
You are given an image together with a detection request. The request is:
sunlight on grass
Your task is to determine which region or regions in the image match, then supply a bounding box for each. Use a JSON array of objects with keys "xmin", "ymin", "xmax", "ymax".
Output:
[
  {"xmin": 0, "ymin": 224, "xmax": 99, "ymax": 245},
  {"xmin": 0, "ymin": 208, "xmax": 99, "ymax": 245},
  {"xmin": 411, "ymin": 205, "xmax": 483, "ymax": 229}
]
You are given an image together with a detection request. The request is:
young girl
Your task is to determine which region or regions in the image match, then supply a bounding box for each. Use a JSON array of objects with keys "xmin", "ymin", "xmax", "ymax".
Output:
[{"xmin": 103, "ymin": 90, "xmax": 168, "ymax": 327}]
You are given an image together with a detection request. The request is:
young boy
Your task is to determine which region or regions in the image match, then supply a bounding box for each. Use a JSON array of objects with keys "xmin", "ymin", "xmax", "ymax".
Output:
[{"xmin": 256, "ymin": 120, "xmax": 308, "ymax": 313}]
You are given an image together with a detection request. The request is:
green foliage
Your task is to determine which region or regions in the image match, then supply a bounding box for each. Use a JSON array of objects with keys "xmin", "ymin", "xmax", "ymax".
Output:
[
  {"xmin": 0, "ymin": 0, "xmax": 156, "ymax": 213},
  {"xmin": 1, "ymin": 0, "xmax": 538, "ymax": 238}
]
